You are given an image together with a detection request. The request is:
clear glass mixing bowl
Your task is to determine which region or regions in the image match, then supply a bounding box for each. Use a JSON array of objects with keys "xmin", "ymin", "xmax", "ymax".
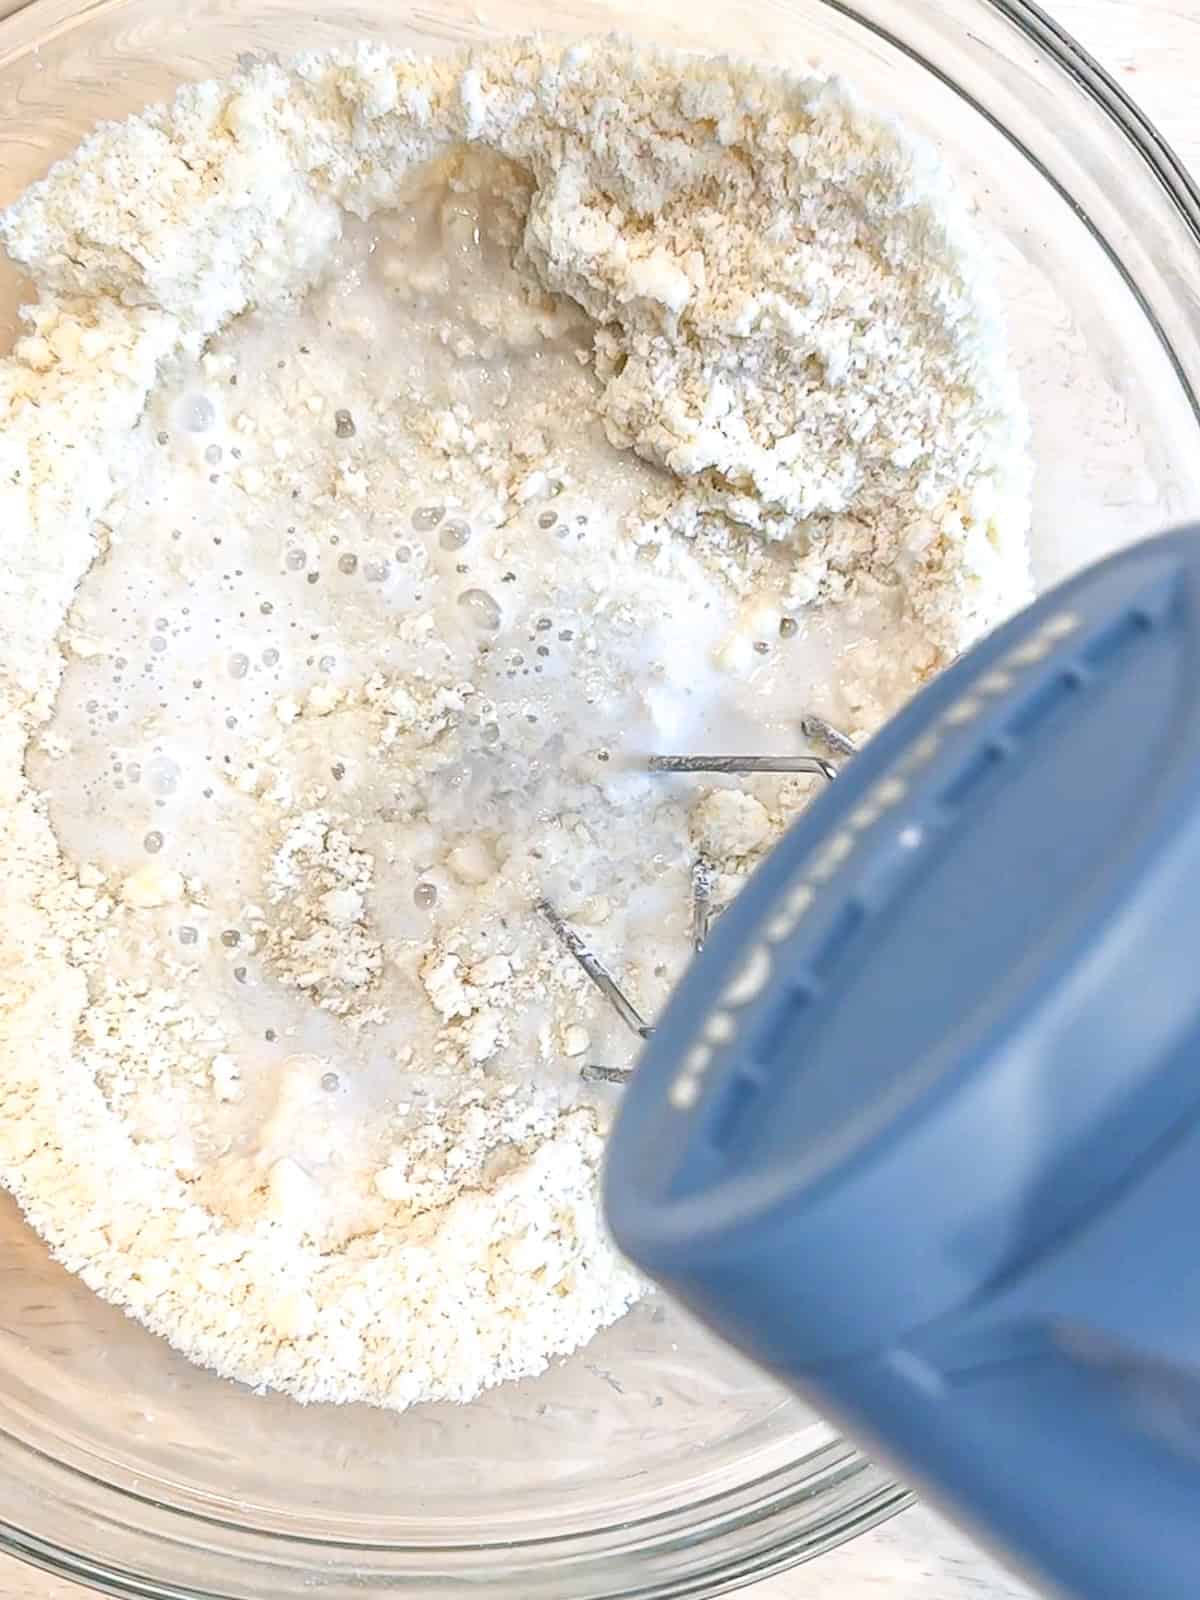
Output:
[{"xmin": 2, "ymin": 0, "xmax": 1199, "ymax": 1596}]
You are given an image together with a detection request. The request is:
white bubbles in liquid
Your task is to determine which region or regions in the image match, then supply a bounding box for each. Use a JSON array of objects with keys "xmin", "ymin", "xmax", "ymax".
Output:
[
  {"xmin": 285, "ymin": 549, "xmax": 307, "ymax": 571},
  {"xmin": 412, "ymin": 505, "xmax": 445, "ymax": 533},
  {"xmin": 438, "ymin": 520, "xmax": 471, "ymax": 552},
  {"xmin": 338, "ymin": 553, "xmax": 359, "ymax": 575},
  {"xmin": 146, "ymin": 755, "xmax": 180, "ymax": 796},
  {"xmin": 178, "ymin": 925, "xmax": 198, "ymax": 946},
  {"xmin": 180, "ymin": 394, "xmax": 216, "ymax": 433},
  {"xmin": 262, "ymin": 647, "xmax": 280, "ymax": 667},
  {"xmin": 537, "ymin": 509, "xmax": 557, "ymax": 529},
  {"xmin": 143, "ymin": 831, "xmax": 164, "ymax": 853},
  {"xmin": 321, "ymin": 1071, "xmax": 340, "ymax": 1092},
  {"xmin": 413, "ymin": 881, "xmax": 438, "ymax": 910},
  {"xmin": 363, "ymin": 558, "xmax": 390, "ymax": 583},
  {"xmin": 457, "ymin": 588, "xmax": 501, "ymax": 632},
  {"xmin": 228, "ymin": 652, "xmax": 250, "ymax": 679}
]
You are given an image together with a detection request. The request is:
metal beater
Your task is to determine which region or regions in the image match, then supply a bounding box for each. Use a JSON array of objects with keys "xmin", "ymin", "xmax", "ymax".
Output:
[{"xmin": 539, "ymin": 715, "xmax": 858, "ymax": 1082}]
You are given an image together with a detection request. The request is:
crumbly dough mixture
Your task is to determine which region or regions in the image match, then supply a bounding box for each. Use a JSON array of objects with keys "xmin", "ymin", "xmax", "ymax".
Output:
[{"xmin": 0, "ymin": 38, "xmax": 1031, "ymax": 1408}]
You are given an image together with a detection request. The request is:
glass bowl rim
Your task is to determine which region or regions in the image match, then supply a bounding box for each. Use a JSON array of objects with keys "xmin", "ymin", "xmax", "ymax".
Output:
[{"xmin": 0, "ymin": 0, "xmax": 1196, "ymax": 1593}]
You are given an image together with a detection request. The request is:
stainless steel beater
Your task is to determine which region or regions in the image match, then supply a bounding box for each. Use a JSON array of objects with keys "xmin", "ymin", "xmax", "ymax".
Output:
[{"xmin": 540, "ymin": 716, "xmax": 858, "ymax": 1082}]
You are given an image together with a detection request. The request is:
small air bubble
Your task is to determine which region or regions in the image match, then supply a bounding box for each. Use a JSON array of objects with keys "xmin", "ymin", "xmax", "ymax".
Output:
[
  {"xmin": 285, "ymin": 549, "xmax": 307, "ymax": 571},
  {"xmin": 220, "ymin": 929, "xmax": 240, "ymax": 948},
  {"xmin": 228, "ymin": 652, "xmax": 250, "ymax": 679},
  {"xmin": 364, "ymin": 558, "xmax": 389, "ymax": 582},
  {"xmin": 779, "ymin": 617, "xmax": 799, "ymax": 639},
  {"xmin": 338, "ymin": 553, "xmax": 359, "ymax": 575},
  {"xmin": 182, "ymin": 394, "xmax": 216, "ymax": 432},
  {"xmin": 334, "ymin": 409, "xmax": 356, "ymax": 438},
  {"xmin": 178, "ymin": 925, "xmax": 198, "ymax": 945},
  {"xmin": 481, "ymin": 721, "xmax": 500, "ymax": 745},
  {"xmin": 537, "ymin": 510, "xmax": 557, "ymax": 529},
  {"xmin": 265, "ymin": 1028, "xmax": 277, "ymax": 1042},
  {"xmin": 319, "ymin": 654, "xmax": 337, "ymax": 672},
  {"xmin": 331, "ymin": 762, "xmax": 346, "ymax": 780},
  {"xmin": 234, "ymin": 966, "xmax": 247, "ymax": 984},
  {"xmin": 439, "ymin": 520, "xmax": 471, "ymax": 551},
  {"xmin": 753, "ymin": 640, "xmax": 770, "ymax": 655},
  {"xmin": 321, "ymin": 1071, "xmax": 340, "ymax": 1091},
  {"xmin": 260, "ymin": 600, "xmax": 273, "ymax": 615},
  {"xmin": 204, "ymin": 443, "xmax": 222, "ymax": 465},
  {"xmin": 147, "ymin": 755, "xmax": 180, "ymax": 796},
  {"xmin": 156, "ymin": 430, "xmax": 169, "ymax": 446},
  {"xmin": 458, "ymin": 588, "xmax": 501, "ymax": 631},
  {"xmin": 414, "ymin": 881, "xmax": 438, "ymax": 909},
  {"xmin": 262, "ymin": 647, "xmax": 280, "ymax": 666},
  {"xmin": 395, "ymin": 545, "xmax": 412, "ymax": 563},
  {"xmin": 143, "ymin": 831, "xmax": 164, "ymax": 853},
  {"xmin": 306, "ymin": 571, "xmax": 320, "ymax": 584},
  {"xmin": 412, "ymin": 504, "xmax": 445, "ymax": 532}
]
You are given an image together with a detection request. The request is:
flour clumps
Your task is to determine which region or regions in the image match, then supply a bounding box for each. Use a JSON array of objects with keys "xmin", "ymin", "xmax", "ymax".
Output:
[{"xmin": 0, "ymin": 37, "xmax": 1031, "ymax": 1409}]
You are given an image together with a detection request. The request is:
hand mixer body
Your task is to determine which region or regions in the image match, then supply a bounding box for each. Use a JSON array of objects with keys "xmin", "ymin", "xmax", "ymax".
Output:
[{"xmin": 605, "ymin": 528, "xmax": 1200, "ymax": 1600}]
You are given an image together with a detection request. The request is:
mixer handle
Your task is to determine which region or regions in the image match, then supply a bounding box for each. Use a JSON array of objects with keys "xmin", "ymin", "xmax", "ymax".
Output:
[{"xmin": 814, "ymin": 1325, "xmax": 1200, "ymax": 1600}]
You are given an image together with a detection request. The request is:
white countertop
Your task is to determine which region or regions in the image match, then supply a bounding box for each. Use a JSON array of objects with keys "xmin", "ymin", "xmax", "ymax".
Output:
[{"xmin": 1, "ymin": 2, "xmax": 1197, "ymax": 1596}]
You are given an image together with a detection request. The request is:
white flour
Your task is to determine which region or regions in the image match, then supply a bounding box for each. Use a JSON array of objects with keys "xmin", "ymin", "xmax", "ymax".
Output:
[{"xmin": 0, "ymin": 38, "xmax": 1031, "ymax": 1408}]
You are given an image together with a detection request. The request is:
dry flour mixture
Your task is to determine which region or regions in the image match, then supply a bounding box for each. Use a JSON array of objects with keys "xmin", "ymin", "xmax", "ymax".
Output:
[{"xmin": 0, "ymin": 38, "xmax": 1032, "ymax": 1407}]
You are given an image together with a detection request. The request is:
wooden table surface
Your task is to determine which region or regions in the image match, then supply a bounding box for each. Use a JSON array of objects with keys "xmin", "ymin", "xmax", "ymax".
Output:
[{"xmin": 1, "ymin": 1, "xmax": 1197, "ymax": 1596}]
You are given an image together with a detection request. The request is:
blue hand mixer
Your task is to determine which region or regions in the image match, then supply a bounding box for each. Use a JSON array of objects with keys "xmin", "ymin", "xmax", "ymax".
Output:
[{"xmin": 601, "ymin": 525, "xmax": 1200, "ymax": 1600}]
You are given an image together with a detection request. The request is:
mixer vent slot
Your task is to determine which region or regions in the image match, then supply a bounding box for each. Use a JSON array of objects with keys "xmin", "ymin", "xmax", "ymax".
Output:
[
  {"xmin": 1004, "ymin": 670, "xmax": 1083, "ymax": 742},
  {"xmin": 751, "ymin": 983, "xmax": 814, "ymax": 1067},
  {"xmin": 938, "ymin": 741, "xmax": 1007, "ymax": 811},
  {"xmin": 708, "ymin": 1070, "xmax": 762, "ymax": 1153},
  {"xmin": 810, "ymin": 899, "xmax": 865, "ymax": 981},
  {"xmin": 1082, "ymin": 607, "xmax": 1154, "ymax": 670}
]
